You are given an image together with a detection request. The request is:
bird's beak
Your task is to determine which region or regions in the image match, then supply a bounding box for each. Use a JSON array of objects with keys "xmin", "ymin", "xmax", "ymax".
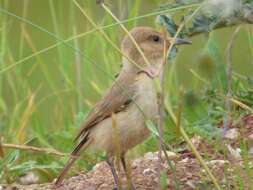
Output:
[{"xmin": 174, "ymin": 38, "xmax": 192, "ymax": 45}]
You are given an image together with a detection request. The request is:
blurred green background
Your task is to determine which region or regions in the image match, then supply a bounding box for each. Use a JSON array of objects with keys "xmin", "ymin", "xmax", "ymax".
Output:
[{"xmin": 0, "ymin": 0, "xmax": 252, "ymax": 183}]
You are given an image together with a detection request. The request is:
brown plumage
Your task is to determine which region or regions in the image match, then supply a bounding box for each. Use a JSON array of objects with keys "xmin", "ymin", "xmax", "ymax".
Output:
[{"xmin": 55, "ymin": 26, "xmax": 190, "ymax": 189}]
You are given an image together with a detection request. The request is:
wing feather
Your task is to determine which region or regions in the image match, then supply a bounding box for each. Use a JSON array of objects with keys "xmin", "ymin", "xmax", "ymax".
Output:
[{"xmin": 75, "ymin": 71, "xmax": 136, "ymax": 141}]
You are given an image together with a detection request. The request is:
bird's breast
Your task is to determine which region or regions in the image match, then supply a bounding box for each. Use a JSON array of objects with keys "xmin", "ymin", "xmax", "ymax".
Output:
[
  {"xmin": 134, "ymin": 73, "xmax": 158, "ymax": 120},
  {"xmin": 87, "ymin": 74, "xmax": 159, "ymax": 154}
]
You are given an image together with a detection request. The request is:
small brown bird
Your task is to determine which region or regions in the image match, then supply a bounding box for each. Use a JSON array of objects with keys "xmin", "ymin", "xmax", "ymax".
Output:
[{"xmin": 55, "ymin": 26, "xmax": 190, "ymax": 189}]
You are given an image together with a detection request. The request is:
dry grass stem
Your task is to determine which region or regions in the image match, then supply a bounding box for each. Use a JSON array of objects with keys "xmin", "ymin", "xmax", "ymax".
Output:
[
  {"xmin": 230, "ymin": 98, "xmax": 253, "ymax": 114},
  {"xmin": 2, "ymin": 143, "xmax": 70, "ymax": 157},
  {"xmin": 73, "ymin": 0, "xmax": 146, "ymax": 72},
  {"xmin": 167, "ymin": 89, "xmax": 222, "ymax": 190},
  {"xmin": 0, "ymin": 140, "xmax": 4, "ymax": 158},
  {"xmin": 100, "ymin": 2, "xmax": 152, "ymax": 68},
  {"xmin": 223, "ymin": 26, "xmax": 241, "ymax": 136}
]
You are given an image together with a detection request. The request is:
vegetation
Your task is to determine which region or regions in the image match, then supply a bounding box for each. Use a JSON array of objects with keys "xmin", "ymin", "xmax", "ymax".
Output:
[{"xmin": 0, "ymin": 0, "xmax": 252, "ymax": 189}]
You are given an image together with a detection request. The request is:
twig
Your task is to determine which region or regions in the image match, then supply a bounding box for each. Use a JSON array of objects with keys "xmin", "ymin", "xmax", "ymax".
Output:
[
  {"xmin": 157, "ymin": 4, "xmax": 202, "ymax": 189},
  {"xmin": 155, "ymin": 4, "xmax": 203, "ymax": 188},
  {"xmin": 73, "ymin": 26, "xmax": 82, "ymax": 112},
  {"xmin": 17, "ymin": 92, "xmax": 36, "ymax": 143},
  {"xmin": 2, "ymin": 143, "xmax": 70, "ymax": 157},
  {"xmin": 161, "ymin": 7, "xmax": 223, "ymax": 187},
  {"xmin": 0, "ymin": 140, "xmax": 4, "ymax": 158},
  {"xmin": 155, "ymin": 5, "xmax": 202, "ymax": 188},
  {"xmin": 111, "ymin": 113, "xmax": 123, "ymax": 189},
  {"xmin": 223, "ymin": 26, "xmax": 241, "ymax": 137},
  {"xmin": 161, "ymin": 146, "xmax": 180, "ymax": 189},
  {"xmin": 156, "ymin": 26, "xmax": 167, "ymax": 190},
  {"xmin": 230, "ymin": 97, "xmax": 253, "ymax": 114}
]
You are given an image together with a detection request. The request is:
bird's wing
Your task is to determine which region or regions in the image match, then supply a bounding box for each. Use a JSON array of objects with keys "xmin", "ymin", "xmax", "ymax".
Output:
[
  {"xmin": 55, "ymin": 73, "xmax": 137, "ymax": 186},
  {"xmin": 75, "ymin": 72, "xmax": 136, "ymax": 141}
]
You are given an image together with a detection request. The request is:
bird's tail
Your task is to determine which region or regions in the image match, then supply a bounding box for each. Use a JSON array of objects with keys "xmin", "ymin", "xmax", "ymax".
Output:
[
  {"xmin": 54, "ymin": 132, "xmax": 91, "ymax": 187},
  {"xmin": 54, "ymin": 154, "xmax": 79, "ymax": 187}
]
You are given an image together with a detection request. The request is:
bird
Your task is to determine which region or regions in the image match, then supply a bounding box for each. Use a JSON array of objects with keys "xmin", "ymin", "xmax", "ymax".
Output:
[{"xmin": 54, "ymin": 26, "xmax": 191, "ymax": 189}]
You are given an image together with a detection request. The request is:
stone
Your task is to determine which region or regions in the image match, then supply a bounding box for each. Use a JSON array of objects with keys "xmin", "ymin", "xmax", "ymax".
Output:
[{"xmin": 224, "ymin": 128, "xmax": 239, "ymax": 140}]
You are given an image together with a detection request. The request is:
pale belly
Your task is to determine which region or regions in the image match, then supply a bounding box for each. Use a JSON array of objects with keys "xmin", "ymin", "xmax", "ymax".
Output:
[{"xmin": 88, "ymin": 74, "xmax": 158, "ymax": 155}]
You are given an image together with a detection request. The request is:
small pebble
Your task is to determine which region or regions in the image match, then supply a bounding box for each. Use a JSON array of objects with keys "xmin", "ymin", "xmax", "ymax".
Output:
[
  {"xmin": 224, "ymin": 128, "xmax": 239, "ymax": 140},
  {"xmin": 143, "ymin": 168, "xmax": 155, "ymax": 176}
]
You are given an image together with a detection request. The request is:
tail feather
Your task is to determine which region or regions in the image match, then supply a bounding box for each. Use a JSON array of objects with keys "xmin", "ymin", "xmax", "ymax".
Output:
[
  {"xmin": 54, "ymin": 132, "xmax": 90, "ymax": 187},
  {"xmin": 54, "ymin": 155, "xmax": 79, "ymax": 186}
]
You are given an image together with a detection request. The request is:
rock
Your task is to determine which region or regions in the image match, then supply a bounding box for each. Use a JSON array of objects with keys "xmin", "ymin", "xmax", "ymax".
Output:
[
  {"xmin": 92, "ymin": 163, "xmax": 102, "ymax": 171},
  {"xmin": 206, "ymin": 160, "xmax": 229, "ymax": 166},
  {"xmin": 144, "ymin": 151, "xmax": 177, "ymax": 161},
  {"xmin": 144, "ymin": 152, "xmax": 158, "ymax": 160},
  {"xmin": 161, "ymin": 151, "xmax": 177, "ymax": 160},
  {"xmin": 179, "ymin": 158, "xmax": 189, "ymax": 164},
  {"xmin": 248, "ymin": 147, "xmax": 253, "ymax": 156},
  {"xmin": 226, "ymin": 144, "xmax": 241, "ymax": 160},
  {"xmin": 19, "ymin": 172, "xmax": 39, "ymax": 185},
  {"xmin": 186, "ymin": 180, "xmax": 196, "ymax": 189},
  {"xmin": 143, "ymin": 168, "xmax": 155, "ymax": 176},
  {"xmin": 191, "ymin": 135, "xmax": 202, "ymax": 148},
  {"xmin": 224, "ymin": 128, "xmax": 239, "ymax": 140},
  {"xmin": 132, "ymin": 158, "xmax": 141, "ymax": 169},
  {"xmin": 247, "ymin": 134, "xmax": 253, "ymax": 141}
]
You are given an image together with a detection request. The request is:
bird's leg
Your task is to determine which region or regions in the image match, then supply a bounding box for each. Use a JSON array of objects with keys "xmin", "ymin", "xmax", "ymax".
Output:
[
  {"xmin": 121, "ymin": 154, "xmax": 136, "ymax": 190},
  {"xmin": 107, "ymin": 156, "xmax": 121, "ymax": 190}
]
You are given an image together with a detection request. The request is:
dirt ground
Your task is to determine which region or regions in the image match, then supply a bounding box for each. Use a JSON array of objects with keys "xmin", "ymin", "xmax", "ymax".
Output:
[
  {"xmin": 0, "ymin": 150, "xmax": 245, "ymax": 190},
  {"xmin": 1, "ymin": 115, "xmax": 253, "ymax": 190}
]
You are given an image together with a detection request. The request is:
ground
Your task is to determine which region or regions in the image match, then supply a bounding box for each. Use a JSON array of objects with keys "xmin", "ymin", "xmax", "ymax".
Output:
[
  {"xmin": 1, "ymin": 150, "xmax": 251, "ymax": 190},
  {"xmin": 1, "ymin": 115, "xmax": 253, "ymax": 190}
]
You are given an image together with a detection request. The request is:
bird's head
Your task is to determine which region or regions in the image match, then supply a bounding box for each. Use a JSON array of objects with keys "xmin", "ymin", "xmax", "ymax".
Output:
[{"xmin": 121, "ymin": 26, "xmax": 191, "ymax": 74}]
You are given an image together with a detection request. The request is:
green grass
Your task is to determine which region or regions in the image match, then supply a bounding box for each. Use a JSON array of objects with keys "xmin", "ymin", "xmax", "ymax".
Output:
[{"xmin": 0, "ymin": 0, "xmax": 253, "ymax": 188}]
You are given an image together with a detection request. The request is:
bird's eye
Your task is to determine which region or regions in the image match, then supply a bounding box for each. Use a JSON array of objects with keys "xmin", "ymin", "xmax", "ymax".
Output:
[{"xmin": 152, "ymin": 35, "xmax": 160, "ymax": 42}]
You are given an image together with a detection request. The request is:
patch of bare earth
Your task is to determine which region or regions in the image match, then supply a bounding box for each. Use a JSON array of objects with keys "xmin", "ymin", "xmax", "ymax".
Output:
[
  {"xmin": 1, "ymin": 115, "xmax": 253, "ymax": 190},
  {"xmin": 0, "ymin": 151, "xmax": 240, "ymax": 190}
]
